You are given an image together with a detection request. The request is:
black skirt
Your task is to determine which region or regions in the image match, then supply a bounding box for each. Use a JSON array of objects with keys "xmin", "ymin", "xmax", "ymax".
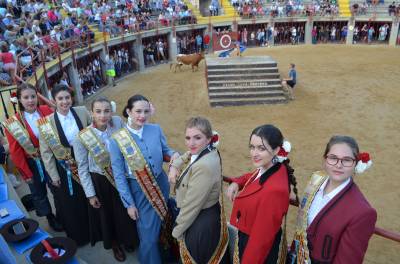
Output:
[
  {"xmin": 88, "ymin": 172, "xmax": 139, "ymax": 249},
  {"xmin": 53, "ymin": 161, "xmax": 90, "ymax": 246},
  {"xmin": 238, "ymin": 227, "xmax": 282, "ymax": 264},
  {"xmin": 184, "ymin": 202, "xmax": 229, "ymax": 264}
]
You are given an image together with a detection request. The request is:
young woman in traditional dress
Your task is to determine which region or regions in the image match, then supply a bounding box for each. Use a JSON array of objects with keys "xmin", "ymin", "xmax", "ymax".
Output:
[
  {"xmin": 73, "ymin": 97, "xmax": 138, "ymax": 261},
  {"xmin": 38, "ymin": 84, "xmax": 91, "ymax": 246},
  {"xmin": 109, "ymin": 94, "xmax": 179, "ymax": 264},
  {"xmin": 225, "ymin": 124, "xmax": 298, "ymax": 264},
  {"xmin": 287, "ymin": 135, "xmax": 376, "ymax": 264},
  {"xmin": 2, "ymin": 83, "xmax": 63, "ymax": 232},
  {"xmin": 168, "ymin": 117, "xmax": 229, "ymax": 264}
]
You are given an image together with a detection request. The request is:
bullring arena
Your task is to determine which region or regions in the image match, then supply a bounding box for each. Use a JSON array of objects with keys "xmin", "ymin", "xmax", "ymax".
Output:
[{"xmin": 0, "ymin": 1, "xmax": 400, "ymax": 263}]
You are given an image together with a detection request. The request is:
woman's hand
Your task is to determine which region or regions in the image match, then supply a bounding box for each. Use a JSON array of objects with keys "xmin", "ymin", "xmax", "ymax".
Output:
[
  {"xmin": 168, "ymin": 165, "xmax": 179, "ymax": 184},
  {"xmin": 226, "ymin": 182, "xmax": 239, "ymax": 202},
  {"xmin": 52, "ymin": 179, "xmax": 61, "ymax": 187},
  {"xmin": 170, "ymin": 152, "xmax": 180, "ymax": 162},
  {"xmin": 127, "ymin": 206, "xmax": 139, "ymax": 220},
  {"xmin": 89, "ymin": 196, "xmax": 101, "ymax": 208}
]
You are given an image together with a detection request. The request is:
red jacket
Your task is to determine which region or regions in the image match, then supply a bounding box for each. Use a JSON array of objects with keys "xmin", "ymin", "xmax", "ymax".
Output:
[
  {"xmin": 4, "ymin": 105, "xmax": 53, "ymax": 180},
  {"xmin": 307, "ymin": 179, "xmax": 377, "ymax": 263},
  {"xmin": 230, "ymin": 164, "xmax": 289, "ymax": 264}
]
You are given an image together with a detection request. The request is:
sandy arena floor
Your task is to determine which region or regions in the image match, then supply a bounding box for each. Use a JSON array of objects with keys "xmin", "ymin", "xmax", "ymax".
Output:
[{"xmin": 99, "ymin": 45, "xmax": 400, "ymax": 263}]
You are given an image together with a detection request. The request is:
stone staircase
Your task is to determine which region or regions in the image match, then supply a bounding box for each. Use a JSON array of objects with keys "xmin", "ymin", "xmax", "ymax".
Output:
[{"xmin": 206, "ymin": 56, "xmax": 288, "ymax": 107}]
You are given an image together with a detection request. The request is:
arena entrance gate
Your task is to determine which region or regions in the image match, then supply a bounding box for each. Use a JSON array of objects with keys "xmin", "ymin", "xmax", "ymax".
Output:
[
  {"xmin": 176, "ymin": 28, "xmax": 206, "ymax": 54},
  {"xmin": 313, "ymin": 21, "xmax": 349, "ymax": 44},
  {"xmin": 142, "ymin": 34, "xmax": 169, "ymax": 67},
  {"xmin": 354, "ymin": 21, "xmax": 391, "ymax": 44},
  {"xmin": 238, "ymin": 23, "xmax": 270, "ymax": 47},
  {"xmin": 273, "ymin": 22, "xmax": 306, "ymax": 45}
]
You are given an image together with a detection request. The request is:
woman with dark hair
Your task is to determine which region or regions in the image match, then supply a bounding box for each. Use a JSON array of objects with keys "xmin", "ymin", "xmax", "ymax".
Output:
[
  {"xmin": 38, "ymin": 84, "xmax": 91, "ymax": 246},
  {"xmin": 168, "ymin": 117, "xmax": 229, "ymax": 264},
  {"xmin": 0, "ymin": 43, "xmax": 16, "ymax": 83},
  {"xmin": 287, "ymin": 135, "xmax": 376, "ymax": 264},
  {"xmin": 109, "ymin": 94, "xmax": 179, "ymax": 264},
  {"xmin": 2, "ymin": 83, "xmax": 62, "ymax": 231},
  {"xmin": 73, "ymin": 97, "xmax": 138, "ymax": 261},
  {"xmin": 226, "ymin": 124, "xmax": 298, "ymax": 264}
]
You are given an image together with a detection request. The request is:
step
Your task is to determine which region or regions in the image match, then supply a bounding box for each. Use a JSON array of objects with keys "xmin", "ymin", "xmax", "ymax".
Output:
[
  {"xmin": 207, "ymin": 63, "xmax": 277, "ymax": 69},
  {"xmin": 207, "ymin": 67, "xmax": 279, "ymax": 74},
  {"xmin": 208, "ymin": 85, "xmax": 283, "ymax": 92},
  {"xmin": 208, "ymin": 79, "xmax": 282, "ymax": 86},
  {"xmin": 208, "ymin": 74, "xmax": 280, "ymax": 81},
  {"xmin": 209, "ymin": 90, "xmax": 285, "ymax": 99},
  {"xmin": 210, "ymin": 97, "xmax": 288, "ymax": 107}
]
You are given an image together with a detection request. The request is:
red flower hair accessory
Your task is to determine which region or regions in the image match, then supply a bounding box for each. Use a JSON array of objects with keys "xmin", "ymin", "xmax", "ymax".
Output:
[
  {"xmin": 355, "ymin": 152, "xmax": 372, "ymax": 174},
  {"xmin": 210, "ymin": 131, "xmax": 219, "ymax": 148},
  {"xmin": 276, "ymin": 140, "xmax": 291, "ymax": 163},
  {"xmin": 10, "ymin": 91, "xmax": 18, "ymax": 104}
]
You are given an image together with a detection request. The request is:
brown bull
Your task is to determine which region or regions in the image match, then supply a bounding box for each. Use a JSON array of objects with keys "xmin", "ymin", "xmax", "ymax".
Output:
[{"xmin": 170, "ymin": 52, "xmax": 204, "ymax": 72}]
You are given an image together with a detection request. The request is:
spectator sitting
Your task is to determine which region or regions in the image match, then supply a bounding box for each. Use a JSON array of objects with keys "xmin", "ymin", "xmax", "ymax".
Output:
[
  {"xmin": 0, "ymin": 42, "xmax": 16, "ymax": 83},
  {"xmin": 282, "ymin": 63, "xmax": 297, "ymax": 100},
  {"xmin": 2, "ymin": 13, "xmax": 14, "ymax": 27},
  {"xmin": 388, "ymin": 2, "xmax": 396, "ymax": 15}
]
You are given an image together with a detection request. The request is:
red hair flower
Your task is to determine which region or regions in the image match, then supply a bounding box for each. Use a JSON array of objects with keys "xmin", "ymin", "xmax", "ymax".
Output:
[
  {"xmin": 211, "ymin": 131, "xmax": 219, "ymax": 148},
  {"xmin": 355, "ymin": 152, "xmax": 372, "ymax": 174},
  {"xmin": 357, "ymin": 152, "xmax": 370, "ymax": 163},
  {"xmin": 276, "ymin": 140, "xmax": 291, "ymax": 163},
  {"xmin": 10, "ymin": 91, "xmax": 18, "ymax": 104}
]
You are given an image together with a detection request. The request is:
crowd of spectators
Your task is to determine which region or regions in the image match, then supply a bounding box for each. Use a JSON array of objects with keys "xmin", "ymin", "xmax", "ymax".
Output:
[
  {"xmin": 143, "ymin": 37, "xmax": 169, "ymax": 66},
  {"xmin": 0, "ymin": 0, "xmax": 196, "ymax": 87},
  {"xmin": 0, "ymin": 0, "xmax": 398, "ymax": 88},
  {"xmin": 311, "ymin": 23, "xmax": 348, "ymax": 43},
  {"xmin": 353, "ymin": 23, "xmax": 390, "ymax": 43},
  {"xmin": 98, "ymin": 0, "xmax": 196, "ymax": 36},
  {"xmin": 231, "ymin": 0, "xmax": 339, "ymax": 18},
  {"xmin": 352, "ymin": 0, "xmax": 400, "ymax": 16},
  {"xmin": 238, "ymin": 24, "xmax": 305, "ymax": 46},
  {"xmin": 176, "ymin": 32, "xmax": 210, "ymax": 53}
]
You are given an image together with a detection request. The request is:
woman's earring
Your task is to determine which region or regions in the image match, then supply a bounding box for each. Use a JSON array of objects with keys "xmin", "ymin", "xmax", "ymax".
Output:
[{"xmin": 272, "ymin": 156, "xmax": 278, "ymax": 164}]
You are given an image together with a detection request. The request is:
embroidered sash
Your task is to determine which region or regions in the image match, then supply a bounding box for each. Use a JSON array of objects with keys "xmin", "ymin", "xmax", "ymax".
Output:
[
  {"xmin": 2, "ymin": 117, "xmax": 46, "ymax": 182},
  {"xmin": 112, "ymin": 128, "xmax": 168, "ymax": 220},
  {"xmin": 288, "ymin": 171, "xmax": 327, "ymax": 264},
  {"xmin": 78, "ymin": 127, "xmax": 115, "ymax": 188},
  {"xmin": 177, "ymin": 150, "xmax": 229, "ymax": 264},
  {"xmin": 38, "ymin": 117, "xmax": 81, "ymax": 194}
]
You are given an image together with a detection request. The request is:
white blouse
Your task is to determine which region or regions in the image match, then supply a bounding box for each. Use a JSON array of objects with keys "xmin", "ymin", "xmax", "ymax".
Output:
[
  {"xmin": 56, "ymin": 110, "xmax": 79, "ymax": 146},
  {"xmin": 307, "ymin": 177, "xmax": 351, "ymax": 226},
  {"xmin": 23, "ymin": 111, "xmax": 41, "ymax": 138},
  {"xmin": 126, "ymin": 124, "xmax": 143, "ymax": 139}
]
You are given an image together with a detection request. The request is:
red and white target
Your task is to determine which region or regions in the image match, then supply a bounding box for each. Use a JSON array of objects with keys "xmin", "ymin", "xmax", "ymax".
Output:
[
  {"xmin": 212, "ymin": 32, "xmax": 236, "ymax": 51},
  {"xmin": 219, "ymin": 34, "xmax": 232, "ymax": 49}
]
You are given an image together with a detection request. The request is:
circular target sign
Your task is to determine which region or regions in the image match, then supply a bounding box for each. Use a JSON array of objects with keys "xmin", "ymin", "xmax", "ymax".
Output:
[{"xmin": 220, "ymin": 34, "xmax": 232, "ymax": 49}]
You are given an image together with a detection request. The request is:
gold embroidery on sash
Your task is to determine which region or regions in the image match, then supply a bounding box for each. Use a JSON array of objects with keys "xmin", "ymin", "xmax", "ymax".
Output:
[
  {"xmin": 292, "ymin": 171, "xmax": 327, "ymax": 264},
  {"xmin": 2, "ymin": 117, "xmax": 38, "ymax": 157},
  {"xmin": 112, "ymin": 128, "xmax": 168, "ymax": 220},
  {"xmin": 178, "ymin": 153, "xmax": 229, "ymax": 264},
  {"xmin": 37, "ymin": 117, "xmax": 80, "ymax": 184},
  {"xmin": 78, "ymin": 127, "xmax": 115, "ymax": 188}
]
